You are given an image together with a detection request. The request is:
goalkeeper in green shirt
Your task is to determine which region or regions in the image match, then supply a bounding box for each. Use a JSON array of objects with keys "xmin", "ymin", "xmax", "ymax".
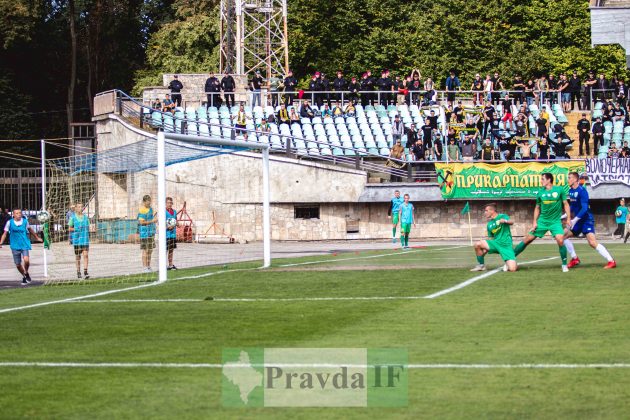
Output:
[
  {"xmin": 513, "ymin": 172, "xmax": 572, "ymax": 272},
  {"xmin": 471, "ymin": 203, "xmax": 517, "ymax": 272}
]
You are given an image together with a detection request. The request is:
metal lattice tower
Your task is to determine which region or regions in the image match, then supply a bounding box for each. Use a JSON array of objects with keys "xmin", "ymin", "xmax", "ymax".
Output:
[{"xmin": 220, "ymin": 0, "xmax": 289, "ymax": 77}]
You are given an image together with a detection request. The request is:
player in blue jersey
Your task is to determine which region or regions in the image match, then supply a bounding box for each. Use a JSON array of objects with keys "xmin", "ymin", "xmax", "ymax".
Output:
[
  {"xmin": 0, "ymin": 208, "xmax": 43, "ymax": 285},
  {"xmin": 398, "ymin": 194, "xmax": 414, "ymax": 249},
  {"xmin": 563, "ymin": 172, "xmax": 616, "ymax": 269},
  {"xmin": 388, "ymin": 190, "xmax": 405, "ymax": 244}
]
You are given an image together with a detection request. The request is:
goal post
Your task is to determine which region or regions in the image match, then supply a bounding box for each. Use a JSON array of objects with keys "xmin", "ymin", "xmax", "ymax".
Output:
[{"xmin": 43, "ymin": 131, "xmax": 272, "ymax": 285}]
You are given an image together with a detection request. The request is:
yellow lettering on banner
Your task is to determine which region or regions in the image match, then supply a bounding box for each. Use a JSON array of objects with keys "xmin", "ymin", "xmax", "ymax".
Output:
[
  {"xmin": 492, "ymin": 176, "xmax": 502, "ymax": 188},
  {"xmin": 557, "ymin": 174, "xmax": 566, "ymax": 185},
  {"xmin": 510, "ymin": 174, "xmax": 520, "ymax": 187},
  {"xmin": 529, "ymin": 174, "xmax": 539, "ymax": 187},
  {"xmin": 502, "ymin": 174, "xmax": 510, "ymax": 186},
  {"xmin": 474, "ymin": 175, "xmax": 483, "ymax": 188},
  {"xmin": 483, "ymin": 175, "xmax": 492, "ymax": 187},
  {"xmin": 467, "ymin": 175, "xmax": 475, "ymax": 187},
  {"xmin": 455, "ymin": 175, "xmax": 466, "ymax": 187}
]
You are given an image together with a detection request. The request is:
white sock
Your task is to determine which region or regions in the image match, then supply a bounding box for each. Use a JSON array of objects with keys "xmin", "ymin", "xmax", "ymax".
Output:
[
  {"xmin": 596, "ymin": 244, "xmax": 613, "ymax": 262},
  {"xmin": 564, "ymin": 239, "xmax": 577, "ymax": 259}
]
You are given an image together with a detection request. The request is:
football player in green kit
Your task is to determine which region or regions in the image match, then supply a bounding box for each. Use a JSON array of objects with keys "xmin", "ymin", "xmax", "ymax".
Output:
[{"xmin": 471, "ymin": 203, "xmax": 517, "ymax": 272}]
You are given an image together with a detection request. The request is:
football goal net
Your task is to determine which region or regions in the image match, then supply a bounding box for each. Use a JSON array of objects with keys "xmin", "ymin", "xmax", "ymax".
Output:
[{"xmin": 42, "ymin": 132, "xmax": 271, "ymax": 285}]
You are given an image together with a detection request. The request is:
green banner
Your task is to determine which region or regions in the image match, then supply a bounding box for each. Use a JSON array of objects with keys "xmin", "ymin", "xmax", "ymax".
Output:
[{"xmin": 435, "ymin": 161, "xmax": 585, "ymax": 200}]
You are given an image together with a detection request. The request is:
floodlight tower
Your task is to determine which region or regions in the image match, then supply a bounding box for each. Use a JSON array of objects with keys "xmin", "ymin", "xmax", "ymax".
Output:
[{"xmin": 220, "ymin": 0, "xmax": 289, "ymax": 77}]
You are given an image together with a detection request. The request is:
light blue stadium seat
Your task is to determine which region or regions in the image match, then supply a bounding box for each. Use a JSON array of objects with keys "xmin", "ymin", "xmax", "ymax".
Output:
[
  {"xmin": 187, "ymin": 122, "xmax": 198, "ymax": 135},
  {"xmin": 163, "ymin": 115, "xmax": 174, "ymax": 132},
  {"xmin": 199, "ymin": 123, "xmax": 210, "ymax": 136},
  {"xmin": 151, "ymin": 112, "xmax": 162, "ymax": 127}
]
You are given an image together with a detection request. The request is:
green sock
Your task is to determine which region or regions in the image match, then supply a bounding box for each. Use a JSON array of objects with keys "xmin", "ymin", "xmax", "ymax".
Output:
[
  {"xmin": 476, "ymin": 255, "xmax": 485, "ymax": 265},
  {"xmin": 392, "ymin": 227, "xmax": 397, "ymax": 238},
  {"xmin": 405, "ymin": 235, "xmax": 409, "ymax": 247},
  {"xmin": 514, "ymin": 241, "xmax": 527, "ymax": 256},
  {"xmin": 559, "ymin": 245, "xmax": 567, "ymax": 265},
  {"xmin": 400, "ymin": 234, "xmax": 405, "ymax": 246}
]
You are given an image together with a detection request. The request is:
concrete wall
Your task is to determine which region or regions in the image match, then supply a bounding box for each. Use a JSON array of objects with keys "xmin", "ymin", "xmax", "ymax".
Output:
[{"xmin": 590, "ymin": 7, "xmax": 630, "ymax": 67}]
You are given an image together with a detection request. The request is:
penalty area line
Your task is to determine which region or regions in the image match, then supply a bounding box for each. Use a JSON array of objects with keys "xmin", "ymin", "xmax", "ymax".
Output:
[{"xmin": 0, "ymin": 361, "xmax": 628, "ymax": 369}]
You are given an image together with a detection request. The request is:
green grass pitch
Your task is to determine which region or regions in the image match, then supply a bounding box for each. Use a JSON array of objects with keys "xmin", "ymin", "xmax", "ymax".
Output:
[{"xmin": 1, "ymin": 243, "xmax": 629, "ymax": 418}]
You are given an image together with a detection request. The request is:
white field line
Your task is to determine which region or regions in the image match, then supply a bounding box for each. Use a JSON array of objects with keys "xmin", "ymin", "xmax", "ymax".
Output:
[
  {"xmin": 0, "ymin": 280, "xmax": 165, "ymax": 315},
  {"xmin": 0, "ymin": 361, "xmax": 628, "ymax": 369},
  {"xmin": 70, "ymin": 256, "xmax": 560, "ymax": 304},
  {"xmin": 424, "ymin": 256, "xmax": 559, "ymax": 299}
]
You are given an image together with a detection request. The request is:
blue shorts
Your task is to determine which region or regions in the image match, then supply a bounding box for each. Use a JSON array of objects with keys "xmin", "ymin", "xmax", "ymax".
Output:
[
  {"xmin": 11, "ymin": 249, "xmax": 29, "ymax": 265},
  {"xmin": 571, "ymin": 219, "xmax": 595, "ymax": 236}
]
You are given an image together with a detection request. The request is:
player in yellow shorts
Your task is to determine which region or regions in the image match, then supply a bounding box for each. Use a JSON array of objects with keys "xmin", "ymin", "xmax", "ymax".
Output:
[
  {"xmin": 471, "ymin": 203, "xmax": 517, "ymax": 272},
  {"xmin": 513, "ymin": 172, "xmax": 572, "ymax": 272}
]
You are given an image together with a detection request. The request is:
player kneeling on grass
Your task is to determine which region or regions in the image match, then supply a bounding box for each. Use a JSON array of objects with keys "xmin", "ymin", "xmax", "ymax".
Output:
[
  {"xmin": 563, "ymin": 172, "xmax": 616, "ymax": 269},
  {"xmin": 399, "ymin": 194, "xmax": 414, "ymax": 249},
  {"xmin": 471, "ymin": 203, "xmax": 517, "ymax": 272},
  {"xmin": 138, "ymin": 195, "xmax": 157, "ymax": 272},
  {"xmin": 513, "ymin": 172, "xmax": 571, "ymax": 272},
  {"xmin": 68, "ymin": 202, "xmax": 90, "ymax": 279},
  {"xmin": 0, "ymin": 209, "xmax": 42, "ymax": 285},
  {"xmin": 165, "ymin": 197, "xmax": 177, "ymax": 270}
]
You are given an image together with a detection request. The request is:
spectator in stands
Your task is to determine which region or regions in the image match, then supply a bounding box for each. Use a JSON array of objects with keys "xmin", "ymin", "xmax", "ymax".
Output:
[
  {"xmin": 595, "ymin": 73, "xmax": 608, "ymax": 103},
  {"xmin": 519, "ymin": 139, "xmax": 534, "ymax": 160},
  {"xmin": 344, "ymin": 100, "xmax": 356, "ymax": 117},
  {"xmin": 535, "ymin": 113, "xmax": 548, "ymax": 138},
  {"xmin": 507, "ymin": 137, "xmax": 519, "ymax": 161},
  {"xmin": 453, "ymin": 100, "xmax": 464, "ymax": 123},
  {"xmin": 548, "ymin": 74, "xmax": 558, "ymax": 104},
  {"xmin": 231, "ymin": 103, "xmax": 249, "ymax": 136},
  {"xmin": 405, "ymin": 123, "xmax": 418, "ymax": 148},
  {"xmin": 569, "ymin": 71, "xmax": 582, "ymax": 111},
  {"xmin": 162, "ymin": 94, "xmax": 175, "ymax": 113},
  {"xmin": 557, "ymin": 74, "xmax": 570, "ymax": 112},
  {"xmin": 290, "ymin": 108, "xmax": 300, "ymax": 124},
  {"xmin": 459, "ymin": 135, "xmax": 476, "ymax": 162},
  {"xmin": 514, "ymin": 111, "xmax": 527, "ymax": 137},
  {"xmin": 269, "ymin": 74, "xmax": 282, "ymax": 108},
  {"xmin": 359, "ymin": 73, "xmax": 370, "ymax": 107},
  {"xmin": 221, "ymin": 71, "xmax": 236, "ymax": 108},
  {"xmin": 447, "ymin": 137, "xmax": 461, "ymax": 161},
  {"xmin": 445, "ymin": 70, "xmax": 460, "ymax": 107},
  {"xmin": 491, "ymin": 72, "xmax": 504, "ymax": 105},
  {"xmin": 423, "ymin": 77, "xmax": 435, "ymax": 105},
  {"xmin": 376, "ymin": 70, "xmax": 389, "ymax": 106},
  {"xmin": 204, "ymin": 73, "xmax": 222, "ymax": 108},
  {"xmin": 409, "ymin": 70, "xmax": 422, "ymax": 106},
  {"xmin": 411, "ymin": 137, "xmax": 424, "ymax": 161},
  {"xmin": 535, "ymin": 75, "xmax": 548, "ymax": 107},
  {"xmin": 151, "ymin": 98, "xmax": 161, "ymax": 110},
  {"xmin": 300, "ymin": 100, "xmax": 315, "ymax": 119},
  {"xmin": 389, "ymin": 139, "xmax": 405, "ymax": 162},
  {"xmin": 483, "ymin": 74, "xmax": 494, "ymax": 102},
  {"xmin": 577, "ymin": 113, "xmax": 591, "ymax": 156},
  {"xmin": 283, "ymin": 70, "xmax": 298, "ymax": 106},
  {"xmin": 321, "ymin": 73, "xmax": 332, "ymax": 107},
  {"xmin": 471, "ymin": 74, "xmax": 483, "ymax": 106},
  {"xmin": 501, "ymin": 94, "xmax": 514, "ymax": 131},
  {"xmin": 257, "ymin": 117, "xmax": 271, "ymax": 133},
  {"xmin": 481, "ymin": 138, "xmax": 495, "ymax": 161},
  {"xmin": 168, "ymin": 75, "xmax": 183, "ymax": 107},
  {"xmin": 616, "ymin": 79, "xmax": 627, "ymax": 110},
  {"xmin": 309, "ymin": 72, "xmax": 323, "ymax": 107},
  {"xmin": 392, "ymin": 115, "xmax": 404, "ymax": 143},
  {"xmin": 549, "ymin": 129, "xmax": 574, "ymax": 159},
  {"xmin": 348, "ymin": 77, "xmax": 360, "ymax": 104},
  {"xmin": 513, "ymin": 75, "xmax": 526, "ymax": 105},
  {"xmin": 333, "ymin": 71, "xmax": 347, "ymax": 103},
  {"xmin": 427, "ymin": 110, "xmax": 439, "ymax": 130},
  {"xmin": 525, "ymin": 78, "xmax": 536, "ymax": 106},
  {"xmin": 482, "ymin": 100, "xmax": 495, "ymax": 139},
  {"xmin": 332, "ymin": 102, "xmax": 344, "ymax": 118},
  {"xmin": 592, "ymin": 116, "xmax": 604, "ymax": 155},
  {"xmin": 603, "ymin": 103, "xmax": 615, "ymax": 123},
  {"xmin": 613, "ymin": 103, "xmax": 624, "ymax": 122},
  {"xmin": 321, "ymin": 104, "xmax": 332, "ymax": 119},
  {"xmin": 277, "ymin": 103, "xmax": 290, "ymax": 126},
  {"xmin": 433, "ymin": 133, "xmax": 444, "ymax": 161},
  {"xmin": 583, "ymin": 71, "xmax": 596, "ymax": 110},
  {"xmin": 250, "ymin": 70, "xmax": 263, "ymax": 107},
  {"xmin": 621, "ymin": 141, "xmax": 630, "ymax": 157},
  {"xmin": 394, "ymin": 75, "xmax": 405, "ymax": 105},
  {"xmin": 608, "ymin": 143, "xmax": 620, "ymax": 158},
  {"xmin": 536, "ymin": 137, "xmax": 550, "ymax": 160}
]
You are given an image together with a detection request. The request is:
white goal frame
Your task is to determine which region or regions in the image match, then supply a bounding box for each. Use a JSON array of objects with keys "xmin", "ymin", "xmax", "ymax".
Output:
[{"xmin": 156, "ymin": 132, "xmax": 271, "ymax": 283}]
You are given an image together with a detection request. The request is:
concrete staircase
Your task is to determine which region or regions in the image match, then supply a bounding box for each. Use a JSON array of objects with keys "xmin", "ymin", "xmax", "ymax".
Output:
[{"xmin": 564, "ymin": 112, "xmax": 586, "ymax": 158}]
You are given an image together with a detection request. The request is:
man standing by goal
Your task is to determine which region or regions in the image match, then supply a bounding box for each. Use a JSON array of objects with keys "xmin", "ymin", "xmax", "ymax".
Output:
[
  {"xmin": 165, "ymin": 197, "xmax": 178, "ymax": 270},
  {"xmin": 68, "ymin": 202, "xmax": 90, "ymax": 279},
  {"xmin": 513, "ymin": 172, "xmax": 572, "ymax": 272},
  {"xmin": 0, "ymin": 208, "xmax": 42, "ymax": 285},
  {"xmin": 138, "ymin": 195, "xmax": 157, "ymax": 272},
  {"xmin": 388, "ymin": 190, "xmax": 404, "ymax": 244},
  {"xmin": 563, "ymin": 172, "xmax": 616, "ymax": 269},
  {"xmin": 470, "ymin": 203, "xmax": 517, "ymax": 272},
  {"xmin": 399, "ymin": 194, "xmax": 414, "ymax": 249}
]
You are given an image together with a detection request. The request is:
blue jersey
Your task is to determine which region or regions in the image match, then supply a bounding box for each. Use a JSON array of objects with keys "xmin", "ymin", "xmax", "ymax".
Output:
[
  {"xmin": 69, "ymin": 214, "xmax": 90, "ymax": 246},
  {"xmin": 137, "ymin": 207, "xmax": 156, "ymax": 239},
  {"xmin": 166, "ymin": 209, "xmax": 177, "ymax": 239},
  {"xmin": 7, "ymin": 219, "xmax": 31, "ymax": 251},
  {"xmin": 568, "ymin": 185, "xmax": 594, "ymax": 223},
  {"xmin": 400, "ymin": 202, "xmax": 414, "ymax": 224},
  {"xmin": 391, "ymin": 196, "xmax": 404, "ymax": 215}
]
